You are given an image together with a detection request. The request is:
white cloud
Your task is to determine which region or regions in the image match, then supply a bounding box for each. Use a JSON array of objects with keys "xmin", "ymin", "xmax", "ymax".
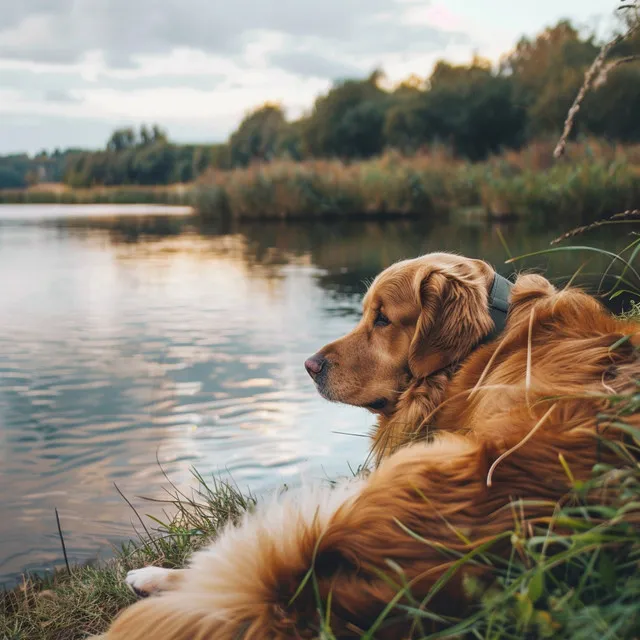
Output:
[{"xmin": 0, "ymin": 0, "xmax": 617, "ymax": 154}]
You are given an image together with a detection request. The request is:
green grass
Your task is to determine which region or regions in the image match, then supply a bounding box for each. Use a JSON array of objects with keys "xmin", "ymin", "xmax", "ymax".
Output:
[
  {"xmin": 0, "ymin": 185, "xmax": 195, "ymax": 206},
  {"xmin": 0, "ymin": 473, "xmax": 255, "ymax": 640},
  {"xmin": 421, "ymin": 403, "xmax": 640, "ymax": 640}
]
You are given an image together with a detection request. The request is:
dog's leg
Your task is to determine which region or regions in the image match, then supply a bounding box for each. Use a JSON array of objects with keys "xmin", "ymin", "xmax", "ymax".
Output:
[{"xmin": 125, "ymin": 567, "xmax": 186, "ymax": 597}]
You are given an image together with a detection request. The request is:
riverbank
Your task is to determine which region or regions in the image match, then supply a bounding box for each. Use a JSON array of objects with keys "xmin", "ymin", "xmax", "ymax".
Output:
[
  {"xmin": 1, "ymin": 475, "xmax": 256, "ymax": 640},
  {"xmin": 0, "ymin": 183, "xmax": 194, "ymax": 207},
  {"xmin": 195, "ymin": 139, "xmax": 640, "ymax": 226},
  {"xmin": 2, "ymin": 140, "xmax": 639, "ymax": 226}
]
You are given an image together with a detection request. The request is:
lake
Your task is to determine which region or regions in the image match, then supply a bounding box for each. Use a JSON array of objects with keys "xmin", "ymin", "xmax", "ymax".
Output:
[{"xmin": 0, "ymin": 204, "xmax": 629, "ymax": 585}]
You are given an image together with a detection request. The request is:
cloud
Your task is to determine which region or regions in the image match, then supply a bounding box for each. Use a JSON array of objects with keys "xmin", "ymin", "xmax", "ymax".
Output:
[
  {"xmin": 43, "ymin": 89, "xmax": 79, "ymax": 103},
  {"xmin": 264, "ymin": 13, "xmax": 467, "ymax": 79},
  {"xmin": 0, "ymin": 0, "xmax": 522, "ymax": 154},
  {"xmin": 267, "ymin": 51, "xmax": 364, "ymax": 80},
  {"xmin": 0, "ymin": 0, "xmax": 399, "ymax": 66}
]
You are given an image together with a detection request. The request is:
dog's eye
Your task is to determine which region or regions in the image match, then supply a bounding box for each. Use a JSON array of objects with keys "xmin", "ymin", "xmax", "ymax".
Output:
[{"xmin": 374, "ymin": 310, "xmax": 390, "ymax": 327}]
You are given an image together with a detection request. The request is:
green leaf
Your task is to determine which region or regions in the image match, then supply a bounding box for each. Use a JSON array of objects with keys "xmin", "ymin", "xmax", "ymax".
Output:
[
  {"xmin": 528, "ymin": 569, "xmax": 545, "ymax": 604},
  {"xmin": 598, "ymin": 552, "xmax": 617, "ymax": 591}
]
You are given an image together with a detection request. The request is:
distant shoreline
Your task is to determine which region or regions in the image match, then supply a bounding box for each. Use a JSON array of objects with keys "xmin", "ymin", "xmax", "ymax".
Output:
[
  {"xmin": 0, "ymin": 202, "xmax": 194, "ymax": 220},
  {"xmin": 0, "ymin": 183, "xmax": 194, "ymax": 208},
  {"xmin": 2, "ymin": 139, "xmax": 639, "ymax": 225}
]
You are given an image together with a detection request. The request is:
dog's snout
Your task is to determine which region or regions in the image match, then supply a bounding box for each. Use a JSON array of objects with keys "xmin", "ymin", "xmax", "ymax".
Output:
[{"xmin": 304, "ymin": 354, "xmax": 326, "ymax": 379}]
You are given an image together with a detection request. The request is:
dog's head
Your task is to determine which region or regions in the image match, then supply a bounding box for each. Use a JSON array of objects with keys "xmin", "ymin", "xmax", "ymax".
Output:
[{"xmin": 305, "ymin": 253, "xmax": 497, "ymax": 415}]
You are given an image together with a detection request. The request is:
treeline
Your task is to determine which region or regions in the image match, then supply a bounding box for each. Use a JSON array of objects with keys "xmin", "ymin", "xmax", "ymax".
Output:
[
  {"xmin": 0, "ymin": 125, "xmax": 225, "ymax": 191},
  {"xmin": 0, "ymin": 149, "xmax": 79, "ymax": 189},
  {"xmin": 2, "ymin": 19, "xmax": 639, "ymax": 191},
  {"xmin": 63, "ymin": 125, "xmax": 224, "ymax": 187},
  {"xmin": 221, "ymin": 21, "xmax": 640, "ymax": 165}
]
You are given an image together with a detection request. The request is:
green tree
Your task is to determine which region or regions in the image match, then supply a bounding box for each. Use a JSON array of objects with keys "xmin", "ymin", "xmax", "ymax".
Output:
[
  {"xmin": 106, "ymin": 128, "xmax": 137, "ymax": 152},
  {"xmin": 580, "ymin": 14, "xmax": 640, "ymax": 142},
  {"xmin": 228, "ymin": 104, "xmax": 287, "ymax": 166},
  {"xmin": 0, "ymin": 166, "xmax": 26, "ymax": 189},
  {"xmin": 384, "ymin": 60, "xmax": 525, "ymax": 159},
  {"xmin": 501, "ymin": 21, "xmax": 598, "ymax": 136},
  {"xmin": 301, "ymin": 71, "xmax": 390, "ymax": 158}
]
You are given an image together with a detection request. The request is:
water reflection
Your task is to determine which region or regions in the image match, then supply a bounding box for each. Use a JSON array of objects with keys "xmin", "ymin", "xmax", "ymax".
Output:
[{"xmin": 0, "ymin": 205, "xmax": 633, "ymax": 585}]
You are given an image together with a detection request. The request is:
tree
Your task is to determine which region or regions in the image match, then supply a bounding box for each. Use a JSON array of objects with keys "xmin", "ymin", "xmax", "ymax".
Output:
[
  {"xmin": 106, "ymin": 128, "xmax": 137, "ymax": 152},
  {"xmin": 140, "ymin": 125, "xmax": 152, "ymax": 146},
  {"xmin": 151, "ymin": 125, "xmax": 168, "ymax": 144},
  {"xmin": 228, "ymin": 104, "xmax": 288, "ymax": 166},
  {"xmin": 0, "ymin": 166, "xmax": 26, "ymax": 189},
  {"xmin": 384, "ymin": 59, "xmax": 525, "ymax": 159},
  {"xmin": 429, "ymin": 56, "xmax": 492, "ymax": 90},
  {"xmin": 501, "ymin": 21, "xmax": 598, "ymax": 136},
  {"xmin": 301, "ymin": 71, "xmax": 390, "ymax": 159}
]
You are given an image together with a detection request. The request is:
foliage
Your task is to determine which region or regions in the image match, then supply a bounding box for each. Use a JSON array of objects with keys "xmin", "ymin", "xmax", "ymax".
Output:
[
  {"xmin": 501, "ymin": 21, "xmax": 600, "ymax": 137},
  {"xmin": 228, "ymin": 103, "xmax": 290, "ymax": 166},
  {"xmin": 2, "ymin": 18, "xmax": 638, "ymax": 190},
  {"xmin": 0, "ymin": 150, "xmax": 80, "ymax": 189},
  {"xmin": 194, "ymin": 138, "xmax": 640, "ymax": 224},
  {"xmin": 4, "ymin": 139, "xmax": 639, "ymax": 224},
  {"xmin": 299, "ymin": 70, "xmax": 389, "ymax": 159},
  {"xmin": 470, "ymin": 145, "xmax": 640, "ymax": 225},
  {"xmin": 0, "ymin": 184, "xmax": 194, "ymax": 206},
  {"xmin": 62, "ymin": 125, "xmax": 216, "ymax": 188}
]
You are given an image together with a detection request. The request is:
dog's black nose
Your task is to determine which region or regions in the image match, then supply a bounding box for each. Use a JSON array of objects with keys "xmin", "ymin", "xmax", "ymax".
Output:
[{"xmin": 304, "ymin": 354, "xmax": 326, "ymax": 379}]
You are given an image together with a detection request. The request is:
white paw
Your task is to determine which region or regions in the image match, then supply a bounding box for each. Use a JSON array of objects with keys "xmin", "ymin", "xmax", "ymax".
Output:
[{"xmin": 125, "ymin": 566, "xmax": 175, "ymax": 597}]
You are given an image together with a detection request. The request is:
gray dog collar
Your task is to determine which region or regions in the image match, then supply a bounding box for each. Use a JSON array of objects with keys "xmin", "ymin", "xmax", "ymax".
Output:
[{"xmin": 485, "ymin": 273, "xmax": 513, "ymax": 341}]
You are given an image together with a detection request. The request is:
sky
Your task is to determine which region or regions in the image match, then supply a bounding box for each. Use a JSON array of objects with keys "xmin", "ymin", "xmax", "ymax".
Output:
[{"xmin": 0, "ymin": 0, "xmax": 618, "ymax": 155}]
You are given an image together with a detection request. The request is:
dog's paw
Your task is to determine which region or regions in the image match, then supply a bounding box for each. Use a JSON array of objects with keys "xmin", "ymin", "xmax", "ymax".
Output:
[{"xmin": 125, "ymin": 567, "xmax": 175, "ymax": 597}]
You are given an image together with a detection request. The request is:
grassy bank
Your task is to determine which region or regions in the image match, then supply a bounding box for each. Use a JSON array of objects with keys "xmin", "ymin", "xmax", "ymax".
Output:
[
  {"xmin": 194, "ymin": 139, "xmax": 640, "ymax": 225},
  {"xmin": 1, "ymin": 475, "xmax": 255, "ymax": 640},
  {"xmin": 0, "ymin": 183, "xmax": 194, "ymax": 206}
]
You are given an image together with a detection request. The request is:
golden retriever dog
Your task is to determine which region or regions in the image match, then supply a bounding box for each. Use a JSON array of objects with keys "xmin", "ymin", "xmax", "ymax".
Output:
[
  {"xmin": 303, "ymin": 253, "xmax": 510, "ymax": 463},
  {"xmin": 95, "ymin": 252, "xmax": 639, "ymax": 640}
]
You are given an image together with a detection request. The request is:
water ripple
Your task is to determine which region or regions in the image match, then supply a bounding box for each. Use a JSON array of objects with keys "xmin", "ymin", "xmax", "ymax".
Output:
[{"xmin": 0, "ymin": 209, "xmax": 368, "ymax": 585}]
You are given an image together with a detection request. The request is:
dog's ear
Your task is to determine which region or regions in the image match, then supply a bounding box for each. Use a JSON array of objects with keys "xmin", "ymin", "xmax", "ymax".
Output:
[{"xmin": 408, "ymin": 263, "xmax": 495, "ymax": 378}]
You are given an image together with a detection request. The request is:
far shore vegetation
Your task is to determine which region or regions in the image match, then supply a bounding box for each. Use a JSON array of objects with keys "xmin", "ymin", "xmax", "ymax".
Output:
[
  {"xmin": 1, "ymin": 19, "xmax": 639, "ymax": 225},
  {"xmin": 1, "ymin": 139, "xmax": 639, "ymax": 228}
]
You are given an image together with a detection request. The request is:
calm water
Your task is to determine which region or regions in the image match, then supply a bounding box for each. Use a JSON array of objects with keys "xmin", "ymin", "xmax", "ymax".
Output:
[{"xmin": 0, "ymin": 204, "xmax": 630, "ymax": 585}]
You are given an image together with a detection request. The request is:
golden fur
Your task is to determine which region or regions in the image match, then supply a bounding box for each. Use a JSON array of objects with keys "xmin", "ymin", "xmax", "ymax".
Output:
[
  {"xmin": 94, "ymin": 253, "xmax": 640, "ymax": 640},
  {"xmin": 308, "ymin": 253, "xmax": 496, "ymax": 462}
]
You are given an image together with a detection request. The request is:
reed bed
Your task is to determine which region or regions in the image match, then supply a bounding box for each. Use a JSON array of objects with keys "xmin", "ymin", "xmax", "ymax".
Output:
[
  {"xmin": 195, "ymin": 139, "xmax": 640, "ymax": 224},
  {"xmin": 0, "ymin": 184, "xmax": 194, "ymax": 206}
]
